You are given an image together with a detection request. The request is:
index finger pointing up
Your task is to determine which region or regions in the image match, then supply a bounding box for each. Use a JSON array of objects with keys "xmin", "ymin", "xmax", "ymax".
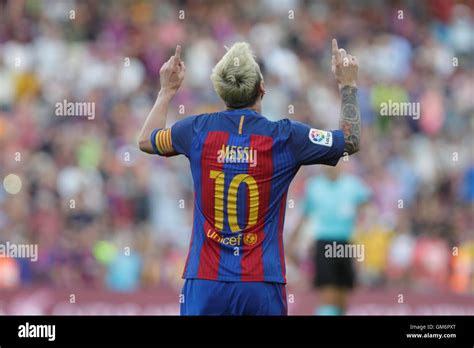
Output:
[
  {"xmin": 174, "ymin": 45, "xmax": 182, "ymax": 60},
  {"xmin": 332, "ymin": 39, "xmax": 341, "ymax": 62}
]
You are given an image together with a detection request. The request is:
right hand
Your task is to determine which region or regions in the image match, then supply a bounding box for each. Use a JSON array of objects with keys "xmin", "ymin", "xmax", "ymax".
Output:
[
  {"xmin": 159, "ymin": 45, "xmax": 186, "ymax": 93},
  {"xmin": 331, "ymin": 39, "xmax": 358, "ymax": 89}
]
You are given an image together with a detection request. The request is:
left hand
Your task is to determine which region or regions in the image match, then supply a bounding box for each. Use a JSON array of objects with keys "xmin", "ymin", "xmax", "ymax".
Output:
[{"xmin": 160, "ymin": 45, "xmax": 186, "ymax": 92}]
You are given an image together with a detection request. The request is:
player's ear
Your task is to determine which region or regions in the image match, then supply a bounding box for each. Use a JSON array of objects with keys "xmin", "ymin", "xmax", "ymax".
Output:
[{"xmin": 259, "ymin": 79, "xmax": 266, "ymax": 99}]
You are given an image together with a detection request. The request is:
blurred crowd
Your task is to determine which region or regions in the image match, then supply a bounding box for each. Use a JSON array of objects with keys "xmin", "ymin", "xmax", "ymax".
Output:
[{"xmin": 0, "ymin": 0, "xmax": 472, "ymax": 294}]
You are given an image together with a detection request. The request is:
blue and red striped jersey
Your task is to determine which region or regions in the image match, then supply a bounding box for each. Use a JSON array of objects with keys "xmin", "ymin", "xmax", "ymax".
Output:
[{"xmin": 150, "ymin": 108, "xmax": 345, "ymax": 283}]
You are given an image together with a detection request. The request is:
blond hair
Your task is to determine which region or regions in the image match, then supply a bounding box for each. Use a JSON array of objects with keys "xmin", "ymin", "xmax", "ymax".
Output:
[{"xmin": 211, "ymin": 42, "xmax": 262, "ymax": 108}]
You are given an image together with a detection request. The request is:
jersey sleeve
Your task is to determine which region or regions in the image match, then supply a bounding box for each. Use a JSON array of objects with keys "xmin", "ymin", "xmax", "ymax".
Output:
[
  {"xmin": 288, "ymin": 120, "xmax": 345, "ymax": 166},
  {"xmin": 150, "ymin": 116, "xmax": 196, "ymax": 157}
]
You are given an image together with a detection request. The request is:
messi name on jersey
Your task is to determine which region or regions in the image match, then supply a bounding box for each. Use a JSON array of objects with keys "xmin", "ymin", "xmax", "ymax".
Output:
[{"xmin": 217, "ymin": 144, "xmax": 257, "ymax": 167}]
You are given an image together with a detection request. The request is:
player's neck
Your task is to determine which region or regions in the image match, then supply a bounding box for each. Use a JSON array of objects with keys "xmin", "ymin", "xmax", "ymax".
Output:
[
  {"xmin": 245, "ymin": 100, "xmax": 262, "ymax": 113},
  {"xmin": 226, "ymin": 100, "xmax": 262, "ymax": 114},
  {"xmin": 253, "ymin": 98, "xmax": 263, "ymax": 113}
]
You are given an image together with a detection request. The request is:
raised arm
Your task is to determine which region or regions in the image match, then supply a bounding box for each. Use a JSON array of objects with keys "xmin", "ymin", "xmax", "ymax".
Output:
[
  {"xmin": 138, "ymin": 45, "xmax": 185, "ymax": 153},
  {"xmin": 331, "ymin": 39, "xmax": 360, "ymax": 155}
]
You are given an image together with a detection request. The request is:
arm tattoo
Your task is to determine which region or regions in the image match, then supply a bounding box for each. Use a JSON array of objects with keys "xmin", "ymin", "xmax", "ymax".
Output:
[{"xmin": 339, "ymin": 85, "xmax": 361, "ymax": 155}]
